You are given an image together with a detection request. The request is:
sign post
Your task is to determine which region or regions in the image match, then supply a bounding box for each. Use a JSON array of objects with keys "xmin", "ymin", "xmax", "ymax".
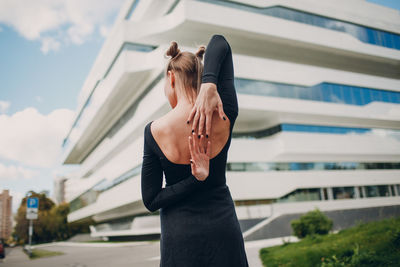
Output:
[{"xmin": 26, "ymin": 197, "xmax": 38, "ymax": 255}]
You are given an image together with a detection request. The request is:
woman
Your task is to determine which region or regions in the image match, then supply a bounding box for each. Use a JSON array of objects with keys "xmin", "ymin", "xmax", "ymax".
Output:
[{"xmin": 141, "ymin": 34, "xmax": 249, "ymax": 267}]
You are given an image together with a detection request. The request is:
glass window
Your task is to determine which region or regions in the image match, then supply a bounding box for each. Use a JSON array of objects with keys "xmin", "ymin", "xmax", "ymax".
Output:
[
  {"xmin": 342, "ymin": 86, "xmax": 353, "ymax": 104},
  {"xmin": 321, "ymin": 83, "xmax": 332, "ymax": 102},
  {"xmin": 384, "ymin": 32, "xmax": 393, "ymax": 48},
  {"xmin": 361, "ymin": 88, "xmax": 372, "ymax": 104},
  {"xmin": 297, "ymin": 87, "xmax": 311, "ymax": 100},
  {"xmin": 373, "ymin": 30, "xmax": 382, "ymax": 45},
  {"xmin": 365, "ymin": 185, "xmax": 390, "ymax": 197},
  {"xmin": 377, "ymin": 185, "xmax": 390, "ymax": 197},
  {"xmin": 228, "ymin": 163, "xmax": 245, "ymax": 171},
  {"xmin": 352, "ymin": 87, "xmax": 362, "ymax": 105},
  {"xmin": 277, "ymin": 188, "xmax": 321, "ymax": 203},
  {"xmin": 366, "ymin": 185, "xmax": 379, "ymax": 197},
  {"xmin": 289, "ymin": 163, "xmax": 301, "ymax": 170},
  {"xmin": 125, "ymin": 0, "xmax": 140, "ymax": 19},
  {"xmin": 394, "ymin": 35, "xmax": 400, "ymax": 49},
  {"xmin": 202, "ymin": 1, "xmax": 400, "ymax": 50},
  {"xmin": 390, "ymin": 33, "xmax": 397, "ymax": 49},
  {"xmin": 277, "ymin": 84, "xmax": 291, "ymax": 98},
  {"xmin": 381, "ymin": 91, "xmax": 390, "ymax": 103},
  {"xmin": 310, "ymin": 85, "xmax": 322, "ymax": 101},
  {"xmin": 388, "ymin": 91, "xmax": 400, "ymax": 103},
  {"xmin": 366, "ymin": 28, "xmax": 375, "ymax": 44},
  {"xmin": 371, "ymin": 89, "xmax": 382, "ymax": 102},
  {"xmin": 331, "ymin": 85, "xmax": 343, "ymax": 104},
  {"xmin": 333, "ymin": 187, "xmax": 355, "ymax": 199},
  {"xmin": 235, "ymin": 78, "xmax": 399, "ymax": 106}
]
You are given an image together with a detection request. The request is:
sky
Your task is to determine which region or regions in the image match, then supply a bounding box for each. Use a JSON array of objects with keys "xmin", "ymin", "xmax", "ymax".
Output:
[
  {"xmin": 0, "ymin": 0, "xmax": 126, "ymax": 213},
  {"xmin": 0, "ymin": 0, "xmax": 399, "ymax": 214}
]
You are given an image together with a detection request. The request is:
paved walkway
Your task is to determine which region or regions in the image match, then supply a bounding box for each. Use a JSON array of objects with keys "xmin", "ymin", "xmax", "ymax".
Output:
[
  {"xmin": 2, "ymin": 236, "xmax": 299, "ymax": 267},
  {"xmin": 245, "ymin": 236, "xmax": 299, "ymax": 267}
]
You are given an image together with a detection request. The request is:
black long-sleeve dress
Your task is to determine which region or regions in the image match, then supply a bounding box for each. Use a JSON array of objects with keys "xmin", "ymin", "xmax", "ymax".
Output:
[{"xmin": 141, "ymin": 34, "xmax": 249, "ymax": 267}]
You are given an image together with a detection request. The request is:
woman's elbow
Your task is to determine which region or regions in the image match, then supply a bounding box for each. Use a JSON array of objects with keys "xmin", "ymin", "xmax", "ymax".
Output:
[{"xmin": 142, "ymin": 199, "xmax": 158, "ymax": 213}]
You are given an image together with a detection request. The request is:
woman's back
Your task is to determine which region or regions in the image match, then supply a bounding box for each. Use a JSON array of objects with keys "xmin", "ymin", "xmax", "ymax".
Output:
[{"xmin": 150, "ymin": 107, "xmax": 230, "ymax": 165}]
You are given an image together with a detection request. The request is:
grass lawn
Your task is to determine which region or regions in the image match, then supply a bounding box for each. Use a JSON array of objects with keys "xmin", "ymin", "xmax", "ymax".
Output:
[
  {"xmin": 259, "ymin": 216, "xmax": 400, "ymax": 267},
  {"xmin": 30, "ymin": 249, "xmax": 64, "ymax": 259}
]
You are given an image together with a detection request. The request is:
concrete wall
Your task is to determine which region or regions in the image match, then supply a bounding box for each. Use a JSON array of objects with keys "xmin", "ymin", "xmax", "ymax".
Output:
[{"xmin": 244, "ymin": 205, "xmax": 400, "ymax": 241}]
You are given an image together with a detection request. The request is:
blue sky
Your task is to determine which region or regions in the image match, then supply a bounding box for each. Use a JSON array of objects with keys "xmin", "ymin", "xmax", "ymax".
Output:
[
  {"xmin": 367, "ymin": 0, "xmax": 400, "ymax": 10},
  {"xmin": 0, "ymin": 0, "xmax": 125, "ymax": 212},
  {"xmin": 0, "ymin": 23, "xmax": 105, "ymax": 210},
  {"xmin": 0, "ymin": 0, "xmax": 399, "ymax": 213},
  {"xmin": 0, "ymin": 25, "xmax": 103, "ymax": 115}
]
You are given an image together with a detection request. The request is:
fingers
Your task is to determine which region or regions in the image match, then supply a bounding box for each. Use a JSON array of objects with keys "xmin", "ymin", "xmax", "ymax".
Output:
[
  {"xmin": 192, "ymin": 108, "xmax": 200, "ymax": 134},
  {"xmin": 188, "ymin": 135, "xmax": 194, "ymax": 158},
  {"xmin": 198, "ymin": 112, "xmax": 205, "ymax": 136},
  {"xmin": 205, "ymin": 113, "xmax": 212, "ymax": 138},
  {"xmin": 199, "ymin": 135, "xmax": 205, "ymax": 154},
  {"xmin": 218, "ymin": 100, "xmax": 226, "ymax": 121},
  {"xmin": 192, "ymin": 131, "xmax": 200, "ymax": 154},
  {"xmin": 187, "ymin": 106, "xmax": 196, "ymax": 124},
  {"xmin": 189, "ymin": 135, "xmax": 198, "ymax": 170},
  {"xmin": 206, "ymin": 140, "xmax": 211, "ymax": 157}
]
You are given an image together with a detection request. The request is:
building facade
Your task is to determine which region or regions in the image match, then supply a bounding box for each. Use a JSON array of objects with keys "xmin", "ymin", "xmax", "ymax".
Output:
[
  {"xmin": 61, "ymin": 0, "xmax": 400, "ymax": 239},
  {"xmin": 0, "ymin": 190, "xmax": 13, "ymax": 241},
  {"xmin": 53, "ymin": 176, "xmax": 67, "ymax": 204}
]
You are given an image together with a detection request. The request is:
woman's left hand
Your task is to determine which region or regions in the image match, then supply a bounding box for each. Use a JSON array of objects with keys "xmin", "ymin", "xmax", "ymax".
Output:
[
  {"xmin": 187, "ymin": 83, "xmax": 227, "ymax": 138},
  {"xmin": 188, "ymin": 132, "xmax": 211, "ymax": 181}
]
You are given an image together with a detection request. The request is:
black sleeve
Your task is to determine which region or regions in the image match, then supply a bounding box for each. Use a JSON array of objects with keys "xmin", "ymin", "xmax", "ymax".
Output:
[
  {"xmin": 202, "ymin": 34, "xmax": 238, "ymax": 127},
  {"xmin": 141, "ymin": 125, "xmax": 203, "ymax": 212}
]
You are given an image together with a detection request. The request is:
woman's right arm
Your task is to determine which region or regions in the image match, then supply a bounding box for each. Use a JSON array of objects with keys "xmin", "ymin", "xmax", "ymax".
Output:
[{"xmin": 141, "ymin": 126, "xmax": 204, "ymax": 212}]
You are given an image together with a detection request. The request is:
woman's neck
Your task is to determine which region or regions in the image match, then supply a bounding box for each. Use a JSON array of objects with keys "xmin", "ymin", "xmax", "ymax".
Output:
[{"xmin": 172, "ymin": 101, "xmax": 192, "ymax": 116}]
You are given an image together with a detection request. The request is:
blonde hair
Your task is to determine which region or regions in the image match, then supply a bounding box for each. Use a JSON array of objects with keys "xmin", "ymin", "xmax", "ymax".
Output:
[{"xmin": 165, "ymin": 41, "xmax": 205, "ymax": 104}]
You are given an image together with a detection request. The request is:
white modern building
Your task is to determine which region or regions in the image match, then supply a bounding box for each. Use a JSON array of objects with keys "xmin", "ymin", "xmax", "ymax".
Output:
[{"xmin": 60, "ymin": 0, "xmax": 400, "ymax": 240}]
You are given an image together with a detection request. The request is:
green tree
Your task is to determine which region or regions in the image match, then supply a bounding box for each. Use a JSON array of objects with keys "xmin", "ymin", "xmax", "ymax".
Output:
[
  {"xmin": 14, "ymin": 191, "xmax": 55, "ymax": 244},
  {"xmin": 46, "ymin": 203, "xmax": 71, "ymax": 241},
  {"xmin": 15, "ymin": 191, "xmax": 94, "ymax": 244},
  {"xmin": 291, "ymin": 208, "xmax": 333, "ymax": 239}
]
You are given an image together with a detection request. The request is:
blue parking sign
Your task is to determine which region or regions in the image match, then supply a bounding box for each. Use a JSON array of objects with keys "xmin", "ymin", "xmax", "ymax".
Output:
[{"xmin": 27, "ymin": 197, "xmax": 39, "ymax": 209}]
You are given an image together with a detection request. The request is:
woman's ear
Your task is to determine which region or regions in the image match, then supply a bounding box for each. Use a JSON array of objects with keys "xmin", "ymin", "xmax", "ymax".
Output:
[{"xmin": 168, "ymin": 70, "xmax": 175, "ymax": 88}]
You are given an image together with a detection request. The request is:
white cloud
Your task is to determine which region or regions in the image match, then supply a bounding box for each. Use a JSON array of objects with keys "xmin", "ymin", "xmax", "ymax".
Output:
[
  {"xmin": 35, "ymin": 96, "xmax": 43, "ymax": 103},
  {"xmin": 40, "ymin": 36, "xmax": 61, "ymax": 54},
  {"xmin": 0, "ymin": 107, "xmax": 75, "ymax": 168},
  {"xmin": 0, "ymin": 162, "xmax": 38, "ymax": 180},
  {"xmin": 99, "ymin": 25, "xmax": 111, "ymax": 38},
  {"xmin": 0, "ymin": 0, "xmax": 125, "ymax": 53},
  {"xmin": 0, "ymin": 100, "xmax": 10, "ymax": 114}
]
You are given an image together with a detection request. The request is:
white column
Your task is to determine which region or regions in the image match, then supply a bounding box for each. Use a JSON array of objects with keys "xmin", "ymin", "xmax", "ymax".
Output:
[
  {"xmin": 327, "ymin": 187, "xmax": 334, "ymax": 200},
  {"xmin": 354, "ymin": 186, "xmax": 360, "ymax": 198},
  {"xmin": 393, "ymin": 185, "xmax": 399, "ymax": 196}
]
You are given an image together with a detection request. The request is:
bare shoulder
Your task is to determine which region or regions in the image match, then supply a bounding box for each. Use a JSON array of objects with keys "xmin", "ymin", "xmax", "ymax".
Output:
[{"xmin": 150, "ymin": 116, "xmax": 174, "ymax": 138}]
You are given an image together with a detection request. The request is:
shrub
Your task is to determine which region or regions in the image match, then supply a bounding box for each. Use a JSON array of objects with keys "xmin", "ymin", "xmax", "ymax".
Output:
[
  {"xmin": 291, "ymin": 208, "xmax": 333, "ymax": 238},
  {"xmin": 391, "ymin": 228, "xmax": 400, "ymax": 248}
]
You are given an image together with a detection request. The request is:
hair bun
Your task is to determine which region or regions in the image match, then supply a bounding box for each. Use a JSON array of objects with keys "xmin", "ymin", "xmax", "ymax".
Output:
[
  {"xmin": 166, "ymin": 41, "xmax": 180, "ymax": 59},
  {"xmin": 196, "ymin": 46, "xmax": 205, "ymax": 60}
]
